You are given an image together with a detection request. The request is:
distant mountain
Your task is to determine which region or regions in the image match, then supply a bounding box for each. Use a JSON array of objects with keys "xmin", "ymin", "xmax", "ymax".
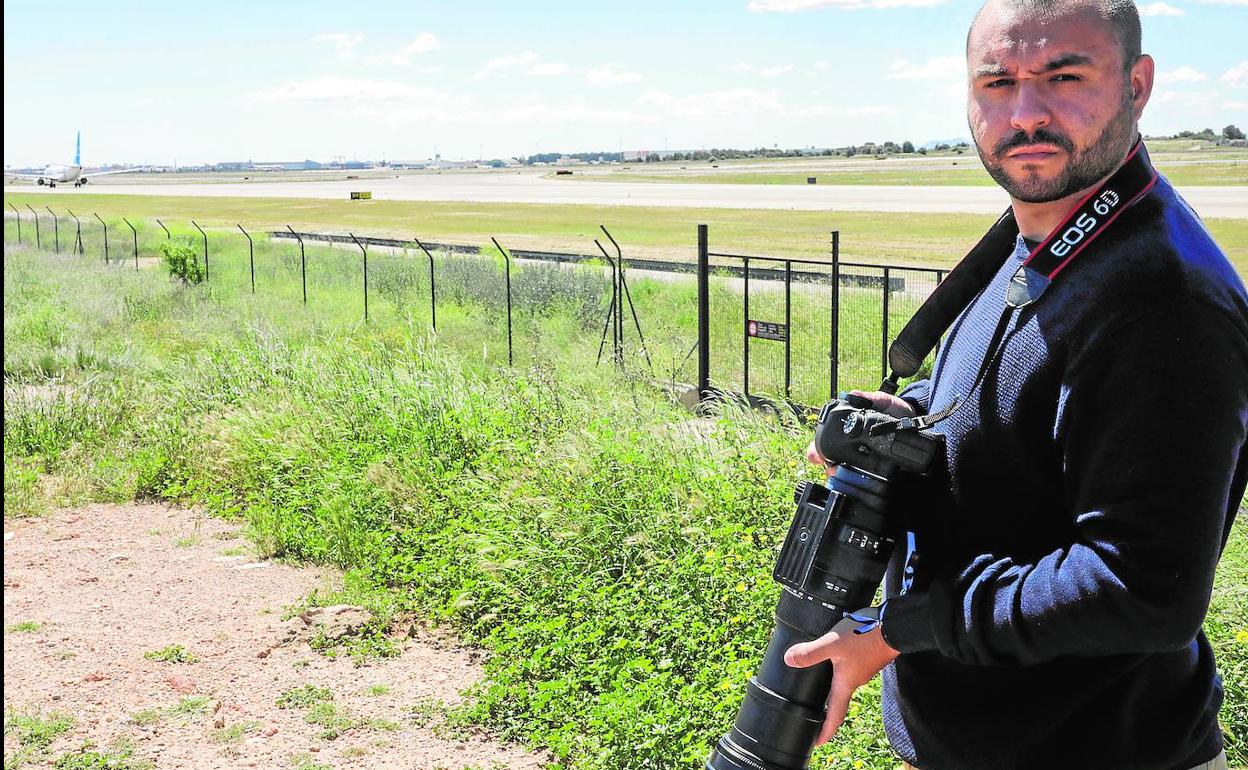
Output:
[{"xmin": 922, "ymin": 137, "xmax": 972, "ymax": 150}]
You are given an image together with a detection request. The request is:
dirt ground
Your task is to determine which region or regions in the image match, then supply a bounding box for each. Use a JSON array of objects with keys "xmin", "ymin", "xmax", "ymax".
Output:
[{"xmin": 2, "ymin": 503, "xmax": 552, "ymax": 770}]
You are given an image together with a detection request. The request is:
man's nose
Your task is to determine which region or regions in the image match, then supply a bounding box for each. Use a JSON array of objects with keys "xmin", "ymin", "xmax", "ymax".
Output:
[{"xmin": 1009, "ymin": 81, "xmax": 1052, "ymax": 134}]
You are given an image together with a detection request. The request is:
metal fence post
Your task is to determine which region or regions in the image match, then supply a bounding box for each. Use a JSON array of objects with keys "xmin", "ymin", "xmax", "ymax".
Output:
[
  {"xmin": 600, "ymin": 225, "xmax": 652, "ymax": 373},
  {"xmin": 67, "ymin": 210, "xmax": 84, "ymax": 255},
  {"xmin": 93, "ymin": 213, "xmax": 109, "ymax": 264},
  {"xmin": 785, "ymin": 260, "xmax": 792, "ymax": 400},
  {"xmin": 191, "ymin": 221, "xmax": 208, "ymax": 280},
  {"xmin": 830, "ymin": 230, "xmax": 840, "ymax": 399},
  {"xmin": 156, "ymin": 219, "xmax": 170, "ymax": 239},
  {"xmin": 413, "ymin": 237, "xmax": 436, "ymax": 332},
  {"xmin": 46, "ymin": 207, "xmax": 59, "ymax": 253},
  {"xmin": 238, "ymin": 225, "xmax": 254, "ymax": 293},
  {"xmin": 743, "ymin": 256, "xmax": 751, "ymax": 397},
  {"xmin": 349, "ymin": 233, "xmax": 368, "ymax": 321},
  {"xmin": 286, "ymin": 226, "xmax": 306, "ymax": 305},
  {"xmin": 490, "ymin": 237, "xmax": 513, "ymax": 366},
  {"xmin": 594, "ymin": 240, "xmax": 619, "ymax": 366},
  {"xmin": 698, "ymin": 224, "xmax": 710, "ymax": 397},
  {"xmin": 26, "ymin": 205, "xmax": 40, "ymax": 249},
  {"xmin": 881, "ymin": 267, "xmax": 891, "ymax": 381},
  {"xmin": 7, "ymin": 203, "xmax": 20, "ymax": 244},
  {"xmin": 123, "ymin": 218, "xmax": 139, "ymax": 269}
]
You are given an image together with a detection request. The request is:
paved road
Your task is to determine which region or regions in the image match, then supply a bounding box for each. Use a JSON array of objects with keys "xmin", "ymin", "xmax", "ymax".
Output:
[{"xmin": 6, "ymin": 171, "xmax": 1246, "ymax": 218}]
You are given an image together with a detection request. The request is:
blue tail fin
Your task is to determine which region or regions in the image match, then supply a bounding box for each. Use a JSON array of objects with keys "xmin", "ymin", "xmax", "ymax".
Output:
[{"xmin": 74, "ymin": 131, "xmax": 81, "ymax": 166}]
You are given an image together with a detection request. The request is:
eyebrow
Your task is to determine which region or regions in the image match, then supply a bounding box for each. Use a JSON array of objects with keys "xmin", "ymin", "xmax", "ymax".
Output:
[{"xmin": 973, "ymin": 53, "xmax": 1094, "ymax": 78}]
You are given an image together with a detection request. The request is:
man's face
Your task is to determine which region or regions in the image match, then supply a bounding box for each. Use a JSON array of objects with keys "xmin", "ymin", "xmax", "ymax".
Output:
[{"xmin": 966, "ymin": 3, "xmax": 1149, "ymax": 203}]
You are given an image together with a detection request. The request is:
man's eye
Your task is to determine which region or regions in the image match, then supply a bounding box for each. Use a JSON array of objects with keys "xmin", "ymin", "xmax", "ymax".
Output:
[
  {"xmin": 984, "ymin": 78, "xmax": 1014, "ymax": 88},
  {"xmin": 1051, "ymin": 73, "xmax": 1081, "ymax": 82}
]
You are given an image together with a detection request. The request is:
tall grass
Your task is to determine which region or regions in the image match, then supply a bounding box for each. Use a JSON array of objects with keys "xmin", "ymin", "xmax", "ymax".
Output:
[{"xmin": 4, "ymin": 241, "xmax": 1245, "ymax": 769}]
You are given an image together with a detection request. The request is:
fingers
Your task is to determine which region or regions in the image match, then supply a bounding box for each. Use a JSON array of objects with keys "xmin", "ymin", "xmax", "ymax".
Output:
[
  {"xmin": 784, "ymin": 631, "xmax": 840, "ymax": 669},
  {"xmin": 814, "ymin": 678, "xmax": 855, "ymax": 746},
  {"xmin": 848, "ymin": 389, "xmax": 915, "ymax": 419}
]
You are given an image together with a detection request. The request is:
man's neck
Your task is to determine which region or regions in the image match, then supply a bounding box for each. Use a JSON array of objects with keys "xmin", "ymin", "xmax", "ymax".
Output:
[{"xmin": 1011, "ymin": 189, "xmax": 1093, "ymax": 242}]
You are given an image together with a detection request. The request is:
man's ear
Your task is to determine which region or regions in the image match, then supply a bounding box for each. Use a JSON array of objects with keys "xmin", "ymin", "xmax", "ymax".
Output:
[{"xmin": 1130, "ymin": 53, "xmax": 1155, "ymax": 119}]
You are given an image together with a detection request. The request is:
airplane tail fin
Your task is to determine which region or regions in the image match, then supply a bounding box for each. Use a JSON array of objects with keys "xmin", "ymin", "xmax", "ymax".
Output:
[{"xmin": 74, "ymin": 131, "xmax": 81, "ymax": 166}]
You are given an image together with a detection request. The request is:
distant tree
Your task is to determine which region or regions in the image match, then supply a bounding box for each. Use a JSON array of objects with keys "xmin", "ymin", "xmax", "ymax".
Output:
[
  {"xmin": 1224, "ymin": 124, "xmax": 1246, "ymax": 140},
  {"xmin": 845, "ymin": 146, "xmax": 857, "ymax": 157},
  {"xmin": 917, "ymin": 147, "xmax": 928, "ymax": 155},
  {"xmin": 1198, "ymin": 128, "xmax": 1217, "ymax": 141},
  {"xmin": 902, "ymin": 140, "xmax": 915, "ymax": 153}
]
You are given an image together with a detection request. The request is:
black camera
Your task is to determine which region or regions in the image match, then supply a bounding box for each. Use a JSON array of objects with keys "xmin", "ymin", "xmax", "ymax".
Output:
[{"xmin": 706, "ymin": 392, "xmax": 944, "ymax": 770}]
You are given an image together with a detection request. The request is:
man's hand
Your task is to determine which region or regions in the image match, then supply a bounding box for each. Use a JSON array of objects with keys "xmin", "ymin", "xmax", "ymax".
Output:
[
  {"xmin": 805, "ymin": 389, "xmax": 917, "ymax": 469},
  {"xmin": 784, "ymin": 625, "xmax": 901, "ymax": 746}
]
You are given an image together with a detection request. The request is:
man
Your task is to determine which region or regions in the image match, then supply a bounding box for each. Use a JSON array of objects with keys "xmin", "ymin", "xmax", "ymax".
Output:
[{"xmin": 783, "ymin": 0, "xmax": 1248, "ymax": 768}]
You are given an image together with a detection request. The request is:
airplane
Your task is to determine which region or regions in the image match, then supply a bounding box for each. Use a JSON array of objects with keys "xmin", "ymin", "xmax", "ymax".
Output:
[{"xmin": 6, "ymin": 132, "xmax": 143, "ymax": 188}]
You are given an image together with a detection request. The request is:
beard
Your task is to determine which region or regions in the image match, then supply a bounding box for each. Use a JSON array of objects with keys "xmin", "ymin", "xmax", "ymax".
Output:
[{"xmin": 974, "ymin": 92, "xmax": 1137, "ymax": 203}]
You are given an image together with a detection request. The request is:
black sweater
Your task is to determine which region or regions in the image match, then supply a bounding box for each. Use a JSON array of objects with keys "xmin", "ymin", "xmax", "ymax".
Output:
[{"xmin": 878, "ymin": 172, "xmax": 1248, "ymax": 770}]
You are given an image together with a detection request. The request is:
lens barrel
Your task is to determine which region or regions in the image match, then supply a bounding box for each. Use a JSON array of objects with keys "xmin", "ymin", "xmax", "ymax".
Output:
[{"xmin": 707, "ymin": 465, "xmax": 896, "ymax": 770}]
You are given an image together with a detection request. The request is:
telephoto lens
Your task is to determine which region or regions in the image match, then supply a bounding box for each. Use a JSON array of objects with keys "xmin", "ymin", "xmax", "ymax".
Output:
[{"xmin": 706, "ymin": 393, "xmax": 942, "ymax": 770}]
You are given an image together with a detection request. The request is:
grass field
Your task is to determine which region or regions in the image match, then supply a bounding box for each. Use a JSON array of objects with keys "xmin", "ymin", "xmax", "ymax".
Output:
[
  {"xmin": 6, "ymin": 192, "xmax": 1247, "ymax": 279},
  {"xmin": 4, "ymin": 230, "xmax": 1247, "ymax": 769}
]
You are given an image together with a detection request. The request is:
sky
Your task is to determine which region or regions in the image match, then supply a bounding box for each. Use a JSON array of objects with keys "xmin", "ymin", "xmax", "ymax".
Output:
[{"xmin": 3, "ymin": 0, "xmax": 1246, "ymax": 167}]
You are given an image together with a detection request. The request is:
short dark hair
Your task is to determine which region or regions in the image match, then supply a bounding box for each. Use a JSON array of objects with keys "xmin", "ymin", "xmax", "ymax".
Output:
[{"xmin": 970, "ymin": 0, "xmax": 1142, "ymax": 74}]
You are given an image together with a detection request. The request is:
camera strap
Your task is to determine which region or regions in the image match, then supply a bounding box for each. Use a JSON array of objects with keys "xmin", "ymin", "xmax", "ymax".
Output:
[{"xmin": 878, "ymin": 139, "xmax": 1158, "ymax": 432}]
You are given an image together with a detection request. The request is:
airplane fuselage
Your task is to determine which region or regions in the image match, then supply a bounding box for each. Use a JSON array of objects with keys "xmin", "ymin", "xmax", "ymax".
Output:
[{"xmin": 36, "ymin": 164, "xmax": 85, "ymax": 187}]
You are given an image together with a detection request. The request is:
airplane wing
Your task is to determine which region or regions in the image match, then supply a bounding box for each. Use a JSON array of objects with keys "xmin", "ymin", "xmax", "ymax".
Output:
[
  {"xmin": 4, "ymin": 172, "xmax": 47, "ymax": 179},
  {"xmin": 81, "ymin": 167, "xmax": 146, "ymax": 178}
]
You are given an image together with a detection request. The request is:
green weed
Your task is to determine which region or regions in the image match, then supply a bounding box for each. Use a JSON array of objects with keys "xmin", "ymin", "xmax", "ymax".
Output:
[
  {"xmin": 3, "ymin": 707, "xmax": 75, "ymax": 752},
  {"xmin": 142, "ymin": 645, "xmax": 197, "ymax": 664},
  {"xmin": 276, "ymin": 685, "xmax": 332, "ymax": 709},
  {"xmin": 7, "ymin": 621, "xmax": 42, "ymax": 633},
  {"xmin": 52, "ymin": 739, "xmax": 152, "ymax": 770},
  {"xmin": 210, "ymin": 721, "xmax": 261, "ymax": 744}
]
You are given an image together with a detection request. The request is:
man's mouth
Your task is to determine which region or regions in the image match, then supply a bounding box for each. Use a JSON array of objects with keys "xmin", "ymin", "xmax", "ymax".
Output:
[{"xmin": 1006, "ymin": 144, "xmax": 1064, "ymax": 162}]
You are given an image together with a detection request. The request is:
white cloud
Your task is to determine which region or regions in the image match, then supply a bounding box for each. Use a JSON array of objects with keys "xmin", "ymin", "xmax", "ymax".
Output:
[
  {"xmin": 730, "ymin": 62, "xmax": 754, "ymax": 72},
  {"xmin": 1156, "ymin": 66, "xmax": 1208, "ymax": 84},
  {"xmin": 846, "ymin": 105, "xmax": 897, "ymax": 116},
  {"xmin": 525, "ymin": 62, "xmax": 571, "ymax": 76},
  {"xmin": 1221, "ymin": 61, "xmax": 1248, "ymax": 88},
  {"xmin": 888, "ymin": 56, "xmax": 963, "ymax": 80},
  {"xmin": 638, "ymin": 88, "xmax": 784, "ymax": 120},
  {"xmin": 1152, "ymin": 90, "xmax": 1219, "ymax": 106},
  {"xmin": 364, "ymin": 33, "xmax": 441, "ymax": 66},
  {"xmin": 1139, "ymin": 1, "xmax": 1184, "ymax": 14},
  {"xmin": 474, "ymin": 51, "xmax": 540, "ymax": 79},
  {"xmin": 760, "ymin": 64, "xmax": 795, "ymax": 77},
  {"xmin": 586, "ymin": 65, "xmax": 643, "ymax": 86},
  {"xmin": 314, "ymin": 32, "xmax": 365, "ymax": 59},
  {"xmin": 1190, "ymin": 0, "xmax": 1247, "ymax": 4},
  {"xmin": 748, "ymin": 0, "xmax": 945, "ymax": 10},
  {"xmin": 249, "ymin": 76, "xmax": 461, "ymax": 106},
  {"xmin": 814, "ymin": 60, "xmax": 832, "ymax": 69},
  {"xmin": 1222, "ymin": 100, "xmax": 1248, "ymax": 109}
]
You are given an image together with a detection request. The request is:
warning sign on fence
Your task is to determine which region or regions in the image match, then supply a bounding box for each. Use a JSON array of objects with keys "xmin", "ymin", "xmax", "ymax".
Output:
[{"xmin": 747, "ymin": 320, "xmax": 788, "ymax": 341}]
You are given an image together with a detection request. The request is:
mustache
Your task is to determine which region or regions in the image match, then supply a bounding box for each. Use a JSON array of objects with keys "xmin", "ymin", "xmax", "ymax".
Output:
[{"xmin": 993, "ymin": 129, "xmax": 1075, "ymax": 158}]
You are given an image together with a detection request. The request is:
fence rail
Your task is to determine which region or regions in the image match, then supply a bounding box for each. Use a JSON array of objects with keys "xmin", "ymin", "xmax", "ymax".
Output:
[{"xmin": 3, "ymin": 211, "xmax": 946, "ymax": 409}]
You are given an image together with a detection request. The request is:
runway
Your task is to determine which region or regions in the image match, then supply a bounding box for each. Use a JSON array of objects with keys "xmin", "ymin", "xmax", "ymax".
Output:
[{"xmin": 6, "ymin": 170, "xmax": 1246, "ymax": 218}]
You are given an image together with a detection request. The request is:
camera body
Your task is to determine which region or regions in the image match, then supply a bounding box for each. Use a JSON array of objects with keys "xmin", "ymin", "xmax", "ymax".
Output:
[{"xmin": 707, "ymin": 393, "xmax": 943, "ymax": 770}]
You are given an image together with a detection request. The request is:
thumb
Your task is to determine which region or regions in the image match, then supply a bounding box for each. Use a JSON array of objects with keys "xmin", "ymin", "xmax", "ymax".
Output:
[{"xmin": 784, "ymin": 632, "xmax": 839, "ymax": 669}]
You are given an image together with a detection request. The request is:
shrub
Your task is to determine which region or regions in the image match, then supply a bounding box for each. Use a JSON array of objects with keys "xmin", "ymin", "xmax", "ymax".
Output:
[{"xmin": 159, "ymin": 240, "xmax": 205, "ymax": 285}]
